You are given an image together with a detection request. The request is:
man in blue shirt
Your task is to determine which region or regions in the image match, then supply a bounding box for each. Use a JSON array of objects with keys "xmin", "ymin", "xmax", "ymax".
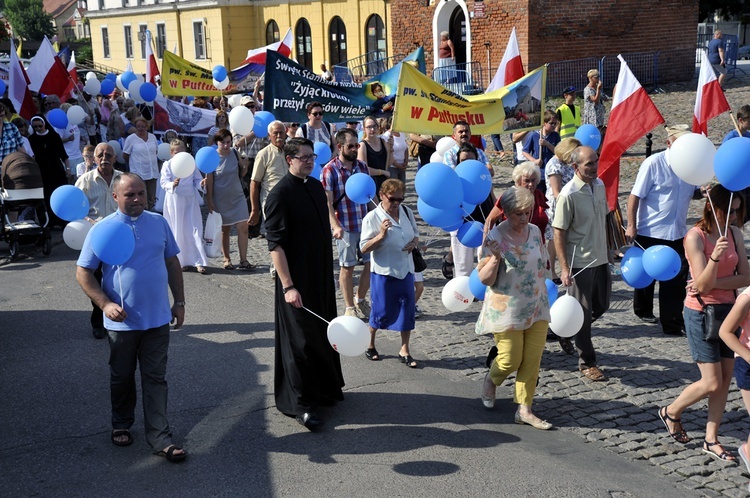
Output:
[
  {"xmin": 708, "ymin": 30, "xmax": 726, "ymax": 90},
  {"xmin": 76, "ymin": 172, "xmax": 187, "ymax": 462},
  {"xmin": 522, "ymin": 110, "xmax": 561, "ymax": 193}
]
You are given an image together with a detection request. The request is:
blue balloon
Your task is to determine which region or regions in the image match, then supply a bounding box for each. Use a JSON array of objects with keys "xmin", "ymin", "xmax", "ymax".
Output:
[
  {"xmin": 212, "ymin": 65, "xmax": 227, "ymax": 82},
  {"xmin": 469, "ymin": 268, "xmax": 487, "ymax": 301},
  {"xmin": 120, "ymin": 71, "xmax": 137, "ymax": 90},
  {"xmin": 139, "ymin": 82, "xmax": 157, "ymax": 102},
  {"xmin": 545, "ymin": 278, "xmax": 559, "ymax": 307},
  {"xmin": 417, "ymin": 198, "xmax": 464, "ymax": 229},
  {"xmin": 442, "ymin": 220, "xmax": 465, "ymax": 232},
  {"xmin": 50, "ymin": 185, "xmax": 89, "ymax": 222},
  {"xmin": 310, "ymin": 163, "xmax": 323, "ymax": 181},
  {"xmin": 195, "ymin": 146, "xmax": 220, "ymax": 174},
  {"xmin": 455, "ymin": 159, "xmax": 492, "ymax": 205},
  {"xmin": 714, "ymin": 137, "xmax": 750, "ymax": 191},
  {"xmin": 252, "ymin": 111, "xmax": 274, "ymax": 138},
  {"xmin": 0, "ymin": 80, "xmax": 6, "ymax": 96},
  {"xmin": 106, "ymin": 72, "xmax": 117, "ymax": 81},
  {"xmin": 460, "ymin": 202, "xmax": 477, "ymax": 218},
  {"xmin": 47, "ymin": 108, "xmax": 68, "ymax": 129},
  {"xmin": 642, "ymin": 245, "xmax": 681, "ymax": 281},
  {"xmin": 414, "ymin": 162, "xmax": 463, "ymax": 210},
  {"xmin": 457, "ymin": 220, "xmax": 484, "ymax": 248},
  {"xmin": 575, "ymin": 124, "xmax": 601, "ymax": 150},
  {"xmin": 100, "ymin": 79, "xmax": 116, "ymax": 96},
  {"xmin": 90, "ymin": 219, "xmax": 135, "ymax": 266},
  {"xmin": 314, "ymin": 141, "xmax": 332, "ymax": 164},
  {"xmin": 358, "ymin": 130, "xmax": 364, "ymax": 142},
  {"xmin": 620, "ymin": 247, "xmax": 654, "ymax": 288},
  {"xmin": 345, "ymin": 172, "xmax": 376, "ymax": 204}
]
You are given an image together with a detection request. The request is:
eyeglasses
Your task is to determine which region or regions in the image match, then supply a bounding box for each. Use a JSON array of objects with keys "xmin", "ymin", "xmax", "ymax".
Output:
[
  {"xmin": 310, "ymin": 112, "xmax": 323, "ymax": 117},
  {"xmin": 386, "ymin": 196, "xmax": 404, "ymax": 203},
  {"xmin": 365, "ymin": 125, "xmax": 378, "ymax": 129},
  {"xmin": 289, "ymin": 123, "xmax": 299, "ymax": 127},
  {"xmin": 292, "ymin": 154, "xmax": 317, "ymax": 162},
  {"xmin": 245, "ymin": 104, "xmax": 255, "ymax": 109},
  {"xmin": 344, "ymin": 143, "xmax": 360, "ymax": 149}
]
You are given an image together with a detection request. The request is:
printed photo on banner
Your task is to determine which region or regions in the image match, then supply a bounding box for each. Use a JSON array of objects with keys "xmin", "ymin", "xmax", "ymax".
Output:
[
  {"xmin": 152, "ymin": 96, "xmax": 215, "ymax": 136},
  {"xmin": 496, "ymin": 67, "xmax": 545, "ymax": 132}
]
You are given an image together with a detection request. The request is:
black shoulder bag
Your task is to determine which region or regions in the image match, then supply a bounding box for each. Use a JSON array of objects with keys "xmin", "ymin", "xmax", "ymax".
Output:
[{"xmin": 401, "ymin": 206, "xmax": 426, "ymax": 273}]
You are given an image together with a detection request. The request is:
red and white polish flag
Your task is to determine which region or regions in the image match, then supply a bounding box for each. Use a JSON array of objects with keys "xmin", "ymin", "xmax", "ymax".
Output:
[
  {"xmin": 692, "ymin": 49, "xmax": 730, "ymax": 135},
  {"xmin": 146, "ymin": 30, "xmax": 160, "ymax": 85},
  {"xmin": 9, "ymin": 40, "xmax": 37, "ymax": 120},
  {"xmin": 26, "ymin": 36, "xmax": 70, "ymax": 97},
  {"xmin": 485, "ymin": 27, "xmax": 525, "ymax": 93}
]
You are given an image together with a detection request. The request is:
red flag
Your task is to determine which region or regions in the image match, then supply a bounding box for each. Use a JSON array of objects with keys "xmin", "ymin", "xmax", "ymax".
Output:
[
  {"xmin": 26, "ymin": 36, "xmax": 70, "ymax": 97},
  {"xmin": 60, "ymin": 50, "xmax": 79, "ymax": 103},
  {"xmin": 9, "ymin": 40, "xmax": 37, "ymax": 120},
  {"xmin": 692, "ymin": 49, "xmax": 730, "ymax": 135},
  {"xmin": 146, "ymin": 30, "xmax": 160, "ymax": 85},
  {"xmin": 598, "ymin": 55, "xmax": 665, "ymax": 211},
  {"xmin": 486, "ymin": 27, "xmax": 524, "ymax": 93}
]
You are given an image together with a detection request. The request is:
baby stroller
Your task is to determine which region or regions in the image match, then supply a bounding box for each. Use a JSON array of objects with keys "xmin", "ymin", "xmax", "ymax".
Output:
[{"xmin": 1, "ymin": 151, "xmax": 52, "ymax": 259}]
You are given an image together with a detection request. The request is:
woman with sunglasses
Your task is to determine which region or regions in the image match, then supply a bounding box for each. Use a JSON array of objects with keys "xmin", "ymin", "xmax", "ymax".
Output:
[
  {"xmin": 28, "ymin": 115, "xmax": 69, "ymax": 227},
  {"xmin": 360, "ymin": 179, "xmax": 420, "ymax": 368},
  {"xmin": 296, "ymin": 102, "xmax": 334, "ymax": 153},
  {"xmin": 357, "ymin": 116, "xmax": 391, "ymax": 198}
]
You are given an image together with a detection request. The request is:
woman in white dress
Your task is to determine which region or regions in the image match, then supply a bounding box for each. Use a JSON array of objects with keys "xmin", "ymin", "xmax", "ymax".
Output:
[{"xmin": 160, "ymin": 139, "xmax": 208, "ymax": 274}]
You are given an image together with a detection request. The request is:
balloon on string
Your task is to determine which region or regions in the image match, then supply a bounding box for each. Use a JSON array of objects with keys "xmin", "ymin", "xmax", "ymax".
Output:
[
  {"xmin": 228, "ymin": 106, "xmax": 254, "ymax": 135},
  {"xmin": 135, "ymin": 73, "xmax": 144, "ymax": 83},
  {"xmin": 212, "ymin": 65, "xmax": 228, "ymax": 82},
  {"xmin": 345, "ymin": 172, "xmax": 376, "ymax": 204},
  {"xmin": 128, "ymin": 80, "xmax": 144, "ymax": 104},
  {"xmin": 227, "ymin": 94, "xmax": 243, "ymax": 109},
  {"xmin": 0, "ymin": 80, "xmax": 6, "ymax": 96},
  {"xmin": 115, "ymin": 74, "xmax": 126, "ymax": 93},
  {"xmin": 83, "ymin": 78, "xmax": 101, "ymax": 96},
  {"xmin": 120, "ymin": 71, "xmax": 137, "ymax": 92},
  {"xmin": 105, "ymin": 73, "xmax": 117, "ymax": 82},
  {"xmin": 619, "ymin": 246, "xmax": 653, "ymax": 288},
  {"xmin": 86, "ymin": 71, "xmax": 97, "ymax": 81},
  {"xmin": 171, "ymin": 152, "xmax": 196, "ymax": 179},
  {"xmin": 469, "ymin": 268, "xmax": 487, "ymax": 301},
  {"xmin": 63, "ymin": 219, "xmax": 93, "ymax": 251},
  {"xmin": 50, "ymin": 185, "xmax": 90, "ymax": 222},
  {"xmin": 195, "ymin": 146, "xmax": 220, "ymax": 174},
  {"xmin": 642, "ymin": 245, "xmax": 681, "ymax": 281},
  {"xmin": 139, "ymin": 82, "xmax": 157, "ymax": 103},
  {"xmin": 669, "ymin": 133, "xmax": 716, "ymax": 186},
  {"xmin": 430, "ymin": 151, "xmax": 444, "ymax": 163},
  {"xmin": 417, "ymin": 198, "xmax": 464, "ymax": 229},
  {"xmin": 213, "ymin": 77, "xmax": 229, "ymax": 91},
  {"xmin": 326, "ymin": 315, "xmax": 370, "ymax": 356},
  {"xmin": 414, "ymin": 162, "xmax": 463, "ymax": 210},
  {"xmin": 546, "ymin": 278, "xmax": 559, "ymax": 307},
  {"xmin": 90, "ymin": 219, "xmax": 135, "ymax": 265},
  {"xmin": 714, "ymin": 137, "xmax": 750, "ymax": 191},
  {"xmin": 460, "ymin": 201, "xmax": 477, "ymax": 217},
  {"xmin": 47, "ymin": 108, "xmax": 68, "ymax": 129},
  {"xmin": 358, "ymin": 130, "xmax": 364, "ymax": 142},
  {"xmin": 157, "ymin": 142, "xmax": 172, "ymax": 161},
  {"xmin": 435, "ymin": 137, "xmax": 457, "ymax": 156},
  {"xmin": 441, "ymin": 276, "xmax": 473, "ymax": 312},
  {"xmin": 310, "ymin": 163, "xmax": 323, "ymax": 181},
  {"xmin": 457, "ymin": 220, "xmax": 484, "ymax": 248},
  {"xmin": 107, "ymin": 140, "xmax": 122, "ymax": 156},
  {"xmin": 549, "ymin": 295, "xmax": 584, "ymax": 338},
  {"xmin": 574, "ymin": 124, "xmax": 601, "ymax": 149},
  {"xmin": 100, "ymin": 78, "xmax": 116, "ymax": 96},
  {"xmin": 67, "ymin": 105, "xmax": 87, "ymax": 126},
  {"xmin": 252, "ymin": 110, "xmax": 274, "ymax": 138},
  {"xmin": 313, "ymin": 141, "xmax": 332, "ymax": 164},
  {"xmin": 455, "ymin": 158, "xmax": 492, "ymax": 205}
]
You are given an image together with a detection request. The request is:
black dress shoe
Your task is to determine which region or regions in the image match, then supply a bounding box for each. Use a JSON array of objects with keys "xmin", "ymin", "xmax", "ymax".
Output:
[
  {"xmin": 638, "ymin": 315, "xmax": 659, "ymax": 324},
  {"xmin": 664, "ymin": 328, "xmax": 687, "ymax": 337},
  {"xmin": 296, "ymin": 412, "xmax": 323, "ymax": 431},
  {"xmin": 559, "ymin": 338, "xmax": 576, "ymax": 355}
]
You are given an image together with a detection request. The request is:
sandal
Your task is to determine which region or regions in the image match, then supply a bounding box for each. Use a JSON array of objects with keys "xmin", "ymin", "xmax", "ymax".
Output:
[
  {"xmin": 223, "ymin": 260, "xmax": 234, "ymax": 270},
  {"xmin": 399, "ymin": 354, "xmax": 418, "ymax": 368},
  {"xmin": 111, "ymin": 429, "xmax": 133, "ymax": 447},
  {"xmin": 658, "ymin": 406, "xmax": 691, "ymax": 444},
  {"xmin": 365, "ymin": 348, "xmax": 380, "ymax": 361},
  {"xmin": 238, "ymin": 260, "xmax": 255, "ymax": 270},
  {"xmin": 441, "ymin": 254, "xmax": 454, "ymax": 280},
  {"xmin": 703, "ymin": 440, "xmax": 736, "ymax": 462},
  {"xmin": 155, "ymin": 445, "xmax": 187, "ymax": 463},
  {"xmin": 580, "ymin": 366, "xmax": 606, "ymax": 381}
]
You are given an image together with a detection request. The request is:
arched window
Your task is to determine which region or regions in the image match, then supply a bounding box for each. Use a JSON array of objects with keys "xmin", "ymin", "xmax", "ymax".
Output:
[
  {"xmin": 365, "ymin": 14, "xmax": 385, "ymax": 58},
  {"xmin": 295, "ymin": 18, "xmax": 313, "ymax": 71},
  {"xmin": 328, "ymin": 16, "xmax": 347, "ymax": 67},
  {"xmin": 266, "ymin": 20, "xmax": 280, "ymax": 45}
]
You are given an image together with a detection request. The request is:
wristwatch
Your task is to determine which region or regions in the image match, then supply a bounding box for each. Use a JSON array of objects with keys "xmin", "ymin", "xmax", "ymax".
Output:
[
  {"xmin": 282, "ymin": 286, "xmax": 295, "ymax": 294},
  {"xmin": 173, "ymin": 301, "xmax": 185, "ymax": 307}
]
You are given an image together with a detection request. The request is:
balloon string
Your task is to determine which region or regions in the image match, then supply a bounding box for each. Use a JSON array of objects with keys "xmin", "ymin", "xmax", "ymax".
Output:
[
  {"xmin": 569, "ymin": 259, "xmax": 598, "ymax": 281},
  {"xmin": 620, "ymin": 225, "xmax": 646, "ymax": 250},
  {"xmin": 302, "ymin": 306, "xmax": 330, "ymax": 325},
  {"xmin": 117, "ymin": 265, "xmax": 124, "ymax": 309},
  {"xmin": 724, "ymin": 192, "xmax": 733, "ymax": 238},
  {"xmin": 570, "ymin": 246, "xmax": 576, "ymax": 271},
  {"xmin": 706, "ymin": 190, "xmax": 723, "ymax": 237}
]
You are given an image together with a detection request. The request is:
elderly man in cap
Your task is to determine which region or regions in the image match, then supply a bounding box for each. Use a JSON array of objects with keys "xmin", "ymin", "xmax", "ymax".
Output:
[
  {"xmin": 555, "ymin": 86, "xmax": 581, "ymax": 139},
  {"xmin": 625, "ymin": 125, "xmax": 703, "ymax": 336}
]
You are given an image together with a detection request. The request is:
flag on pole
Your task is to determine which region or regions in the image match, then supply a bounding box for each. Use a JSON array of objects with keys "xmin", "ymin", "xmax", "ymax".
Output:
[
  {"xmin": 598, "ymin": 55, "xmax": 665, "ymax": 211},
  {"xmin": 692, "ymin": 49, "xmax": 730, "ymax": 135},
  {"xmin": 26, "ymin": 36, "xmax": 70, "ymax": 96},
  {"xmin": 9, "ymin": 40, "xmax": 37, "ymax": 120},
  {"xmin": 61, "ymin": 50, "xmax": 79, "ymax": 103},
  {"xmin": 16, "ymin": 38, "xmax": 22, "ymax": 58},
  {"xmin": 486, "ymin": 27, "xmax": 525, "ymax": 93},
  {"xmin": 146, "ymin": 30, "xmax": 160, "ymax": 85},
  {"xmin": 229, "ymin": 28, "xmax": 293, "ymax": 80}
]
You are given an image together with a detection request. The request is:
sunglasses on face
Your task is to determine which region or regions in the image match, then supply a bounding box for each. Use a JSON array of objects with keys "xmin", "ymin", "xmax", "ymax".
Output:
[
  {"xmin": 292, "ymin": 154, "xmax": 317, "ymax": 162},
  {"xmin": 386, "ymin": 196, "xmax": 404, "ymax": 203},
  {"xmin": 310, "ymin": 111, "xmax": 323, "ymax": 117}
]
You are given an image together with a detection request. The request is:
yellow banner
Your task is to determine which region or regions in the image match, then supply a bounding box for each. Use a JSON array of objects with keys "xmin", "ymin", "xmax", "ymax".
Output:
[
  {"xmin": 392, "ymin": 63, "xmax": 547, "ymax": 136},
  {"xmin": 161, "ymin": 51, "xmax": 237, "ymax": 97}
]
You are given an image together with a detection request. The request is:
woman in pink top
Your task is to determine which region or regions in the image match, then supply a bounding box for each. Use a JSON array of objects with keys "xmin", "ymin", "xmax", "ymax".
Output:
[{"xmin": 659, "ymin": 185, "xmax": 748, "ymax": 461}]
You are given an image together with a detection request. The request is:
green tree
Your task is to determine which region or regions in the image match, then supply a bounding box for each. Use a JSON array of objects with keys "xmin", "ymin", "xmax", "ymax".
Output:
[{"xmin": 4, "ymin": 0, "xmax": 55, "ymax": 40}]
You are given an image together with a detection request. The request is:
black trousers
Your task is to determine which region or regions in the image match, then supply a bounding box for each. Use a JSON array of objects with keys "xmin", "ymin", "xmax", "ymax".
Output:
[
  {"xmin": 90, "ymin": 265, "xmax": 103, "ymax": 329},
  {"xmin": 632, "ymin": 235, "xmax": 687, "ymax": 334}
]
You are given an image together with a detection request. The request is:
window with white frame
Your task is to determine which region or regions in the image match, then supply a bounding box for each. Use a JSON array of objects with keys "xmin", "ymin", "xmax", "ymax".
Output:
[
  {"xmin": 193, "ymin": 21, "xmax": 205, "ymax": 59},
  {"xmin": 124, "ymin": 25, "xmax": 133, "ymax": 59}
]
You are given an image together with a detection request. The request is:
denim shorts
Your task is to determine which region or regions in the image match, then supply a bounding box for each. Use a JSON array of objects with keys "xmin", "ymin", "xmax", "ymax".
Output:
[
  {"xmin": 335, "ymin": 230, "xmax": 370, "ymax": 268},
  {"xmin": 735, "ymin": 356, "xmax": 750, "ymax": 390},
  {"xmin": 684, "ymin": 306, "xmax": 734, "ymax": 363}
]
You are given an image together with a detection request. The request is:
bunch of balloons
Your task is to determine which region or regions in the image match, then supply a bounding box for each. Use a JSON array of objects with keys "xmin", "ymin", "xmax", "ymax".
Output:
[
  {"xmin": 212, "ymin": 65, "xmax": 230, "ymax": 91},
  {"xmin": 620, "ymin": 244, "xmax": 681, "ymax": 288}
]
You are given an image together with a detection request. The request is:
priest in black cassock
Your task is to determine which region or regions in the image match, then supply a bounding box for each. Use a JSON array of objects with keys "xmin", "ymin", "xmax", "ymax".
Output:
[{"xmin": 264, "ymin": 137, "xmax": 345, "ymax": 431}]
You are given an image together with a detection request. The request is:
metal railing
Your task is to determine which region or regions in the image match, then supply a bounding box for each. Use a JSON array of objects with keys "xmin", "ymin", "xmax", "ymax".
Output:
[
  {"xmin": 601, "ymin": 51, "xmax": 659, "ymax": 90},
  {"xmin": 431, "ymin": 61, "xmax": 485, "ymax": 96},
  {"xmin": 333, "ymin": 50, "xmax": 406, "ymax": 83},
  {"xmin": 76, "ymin": 58, "xmax": 122, "ymax": 76},
  {"xmin": 545, "ymin": 57, "xmax": 599, "ymax": 97}
]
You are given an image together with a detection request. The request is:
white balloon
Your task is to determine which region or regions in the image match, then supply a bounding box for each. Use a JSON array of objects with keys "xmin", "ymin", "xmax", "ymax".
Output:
[
  {"xmin": 107, "ymin": 140, "xmax": 122, "ymax": 155},
  {"xmin": 128, "ymin": 80, "xmax": 145, "ymax": 104},
  {"xmin": 213, "ymin": 77, "xmax": 229, "ymax": 90},
  {"xmin": 227, "ymin": 94, "xmax": 242, "ymax": 109},
  {"xmin": 430, "ymin": 151, "xmax": 444, "ymax": 163},
  {"xmin": 229, "ymin": 106, "xmax": 255, "ymax": 136},
  {"xmin": 63, "ymin": 219, "xmax": 93, "ymax": 250},
  {"xmin": 669, "ymin": 133, "xmax": 716, "ymax": 186},
  {"xmin": 436, "ymin": 137, "xmax": 457, "ymax": 156},
  {"xmin": 67, "ymin": 105, "xmax": 87, "ymax": 126},
  {"xmin": 157, "ymin": 142, "xmax": 172, "ymax": 161},
  {"xmin": 84, "ymin": 78, "xmax": 101, "ymax": 96},
  {"xmin": 116, "ymin": 74, "xmax": 127, "ymax": 93},
  {"xmin": 326, "ymin": 315, "xmax": 370, "ymax": 356},
  {"xmin": 549, "ymin": 295, "xmax": 585, "ymax": 338},
  {"xmin": 441, "ymin": 276, "xmax": 473, "ymax": 312},
  {"xmin": 171, "ymin": 151, "xmax": 196, "ymax": 179},
  {"xmin": 136, "ymin": 73, "xmax": 144, "ymax": 83},
  {"xmin": 86, "ymin": 71, "xmax": 98, "ymax": 81}
]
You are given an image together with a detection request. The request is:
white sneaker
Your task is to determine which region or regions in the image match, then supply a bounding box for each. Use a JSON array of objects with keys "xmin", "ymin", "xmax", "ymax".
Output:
[
  {"xmin": 344, "ymin": 307, "xmax": 359, "ymax": 318},
  {"xmin": 414, "ymin": 305, "xmax": 423, "ymax": 319}
]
